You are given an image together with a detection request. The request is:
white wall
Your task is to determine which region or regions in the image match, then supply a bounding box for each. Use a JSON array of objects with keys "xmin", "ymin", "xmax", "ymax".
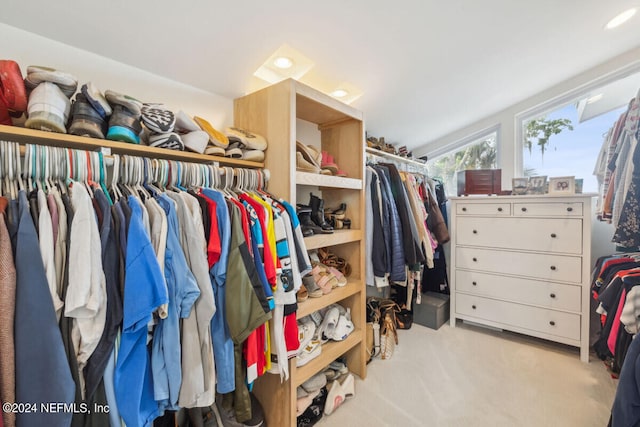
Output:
[
  {"xmin": 0, "ymin": 24, "xmax": 233, "ymax": 129},
  {"xmin": 415, "ymin": 46, "xmax": 640, "ymax": 191}
]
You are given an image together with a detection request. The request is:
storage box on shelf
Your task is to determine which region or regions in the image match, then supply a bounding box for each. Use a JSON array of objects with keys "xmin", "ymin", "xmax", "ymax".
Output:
[
  {"xmin": 233, "ymin": 78, "xmax": 366, "ymax": 426},
  {"xmin": 449, "ymin": 194, "xmax": 595, "ymax": 362}
]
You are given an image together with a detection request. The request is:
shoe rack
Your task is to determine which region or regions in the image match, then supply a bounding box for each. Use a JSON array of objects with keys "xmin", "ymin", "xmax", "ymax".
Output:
[{"xmin": 234, "ymin": 79, "xmax": 366, "ymax": 427}]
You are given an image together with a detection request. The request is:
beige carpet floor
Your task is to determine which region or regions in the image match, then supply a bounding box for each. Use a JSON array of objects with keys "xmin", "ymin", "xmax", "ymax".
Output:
[{"xmin": 318, "ymin": 321, "xmax": 618, "ymax": 427}]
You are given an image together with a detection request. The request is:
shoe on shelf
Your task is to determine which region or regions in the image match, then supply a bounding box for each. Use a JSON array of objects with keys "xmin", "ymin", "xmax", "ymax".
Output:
[
  {"xmin": 81, "ymin": 82, "xmax": 111, "ymax": 119},
  {"xmin": 302, "ymin": 275, "xmax": 323, "ymax": 298},
  {"xmin": 309, "ymin": 193, "xmax": 333, "ymax": 233},
  {"xmin": 25, "ymin": 65, "xmax": 78, "ymax": 98},
  {"xmin": 0, "ymin": 95, "xmax": 11, "ymax": 126},
  {"xmin": 331, "ymin": 311, "xmax": 354, "ymax": 341},
  {"xmin": 298, "ymin": 316, "xmax": 316, "ymax": 352},
  {"xmin": 0, "ymin": 60, "xmax": 27, "ymax": 117},
  {"xmin": 141, "ymin": 103, "xmax": 176, "ymax": 134},
  {"xmin": 24, "ymin": 82, "xmax": 71, "ymax": 133},
  {"xmin": 318, "ymin": 307, "xmax": 340, "ymax": 343},
  {"xmin": 149, "ymin": 131, "xmax": 185, "ymax": 151},
  {"xmin": 68, "ymin": 92, "xmax": 107, "ymax": 139},
  {"xmin": 297, "ymin": 284, "xmax": 309, "ymax": 302},
  {"xmin": 297, "ymin": 205, "xmax": 321, "ymax": 236},
  {"xmin": 324, "ymin": 374, "xmax": 355, "ymax": 416},
  {"xmin": 310, "ymin": 265, "xmax": 337, "ymax": 294},
  {"xmin": 296, "ymin": 339, "xmax": 322, "ymax": 367},
  {"xmin": 301, "ymin": 372, "xmax": 327, "ymax": 394},
  {"xmin": 329, "ymin": 359, "xmax": 349, "ymax": 375},
  {"xmin": 106, "ymin": 91, "xmax": 143, "ymax": 144},
  {"xmin": 194, "ymin": 115, "xmax": 229, "ymax": 148},
  {"xmin": 297, "ymin": 152, "xmax": 320, "ymax": 173}
]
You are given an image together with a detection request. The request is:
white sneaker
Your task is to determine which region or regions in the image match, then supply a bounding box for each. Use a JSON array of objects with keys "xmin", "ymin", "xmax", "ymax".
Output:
[
  {"xmin": 297, "ymin": 316, "xmax": 316, "ymax": 351},
  {"xmin": 296, "ymin": 339, "xmax": 322, "ymax": 367},
  {"xmin": 330, "ymin": 312, "xmax": 354, "ymax": 341}
]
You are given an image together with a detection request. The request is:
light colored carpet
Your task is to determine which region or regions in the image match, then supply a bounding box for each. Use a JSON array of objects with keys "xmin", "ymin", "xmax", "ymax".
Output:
[{"xmin": 318, "ymin": 321, "xmax": 618, "ymax": 427}]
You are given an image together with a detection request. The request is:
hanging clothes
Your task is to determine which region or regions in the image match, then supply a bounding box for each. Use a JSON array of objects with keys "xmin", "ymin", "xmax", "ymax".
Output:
[
  {"xmin": 0, "ymin": 197, "xmax": 16, "ymax": 427},
  {"xmin": 12, "ymin": 190, "xmax": 75, "ymax": 426}
]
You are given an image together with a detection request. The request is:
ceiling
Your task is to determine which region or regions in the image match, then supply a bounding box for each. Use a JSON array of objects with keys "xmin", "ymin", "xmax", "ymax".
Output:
[{"xmin": 3, "ymin": 0, "xmax": 640, "ymax": 151}]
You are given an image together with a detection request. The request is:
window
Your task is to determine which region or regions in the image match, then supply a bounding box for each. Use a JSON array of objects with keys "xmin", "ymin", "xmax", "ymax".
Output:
[
  {"xmin": 519, "ymin": 70, "xmax": 640, "ymax": 194},
  {"xmin": 428, "ymin": 128, "xmax": 498, "ymax": 197}
]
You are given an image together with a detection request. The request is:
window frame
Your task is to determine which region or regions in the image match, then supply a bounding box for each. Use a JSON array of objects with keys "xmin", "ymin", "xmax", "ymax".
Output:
[{"xmin": 514, "ymin": 62, "xmax": 640, "ymax": 177}]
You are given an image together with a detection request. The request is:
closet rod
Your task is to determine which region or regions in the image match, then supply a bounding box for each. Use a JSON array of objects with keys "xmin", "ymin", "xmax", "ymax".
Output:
[
  {"xmin": 18, "ymin": 145, "xmax": 114, "ymax": 166},
  {"xmin": 17, "ymin": 144, "xmax": 268, "ymax": 178}
]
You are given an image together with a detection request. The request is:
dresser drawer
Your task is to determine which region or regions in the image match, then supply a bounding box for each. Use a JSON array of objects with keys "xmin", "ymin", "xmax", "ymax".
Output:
[
  {"xmin": 455, "ymin": 270, "xmax": 581, "ymax": 312},
  {"xmin": 455, "ymin": 293, "xmax": 581, "ymax": 340},
  {"xmin": 456, "ymin": 247, "xmax": 582, "ymax": 283},
  {"xmin": 456, "ymin": 217, "xmax": 582, "ymax": 254},
  {"xmin": 513, "ymin": 202, "xmax": 583, "ymax": 217},
  {"xmin": 456, "ymin": 202, "xmax": 510, "ymax": 216}
]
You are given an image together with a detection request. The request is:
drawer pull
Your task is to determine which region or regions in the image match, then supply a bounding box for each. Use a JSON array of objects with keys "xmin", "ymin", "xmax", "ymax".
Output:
[
  {"xmin": 550, "ymin": 293, "xmax": 556, "ymax": 298},
  {"xmin": 472, "ymin": 281, "xmax": 477, "ymax": 286},
  {"xmin": 550, "ymin": 233, "xmax": 557, "ymax": 238},
  {"xmin": 550, "ymin": 265, "xmax": 557, "ymax": 271},
  {"xmin": 567, "ymin": 207, "xmax": 573, "ymax": 212},
  {"xmin": 472, "ymin": 257, "xmax": 478, "ymax": 262},
  {"xmin": 462, "ymin": 207, "xmax": 467, "ymax": 212},
  {"xmin": 549, "ymin": 321, "xmax": 556, "ymax": 326},
  {"xmin": 472, "ymin": 230, "xmax": 478, "ymax": 234},
  {"xmin": 521, "ymin": 207, "xmax": 527, "ymax": 212},
  {"xmin": 497, "ymin": 207, "xmax": 503, "ymax": 212},
  {"xmin": 472, "ymin": 305, "xmax": 477, "ymax": 310}
]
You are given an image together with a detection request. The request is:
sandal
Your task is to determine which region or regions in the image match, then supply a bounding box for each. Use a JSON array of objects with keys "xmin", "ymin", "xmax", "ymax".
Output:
[
  {"xmin": 297, "ymin": 284, "xmax": 309, "ymax": 302},
  {"xmin": 311, "ymin": 264, "xmax": 338, "ymax": 292},
  {"xmin": 303, "ymin": 275, "xmax": 323, "ymax": 298}
]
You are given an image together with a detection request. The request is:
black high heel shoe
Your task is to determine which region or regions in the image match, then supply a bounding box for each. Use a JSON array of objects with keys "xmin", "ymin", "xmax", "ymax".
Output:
[{"xmin": 309, "ymin": 193, "xmax": 334, "ymax": 234}]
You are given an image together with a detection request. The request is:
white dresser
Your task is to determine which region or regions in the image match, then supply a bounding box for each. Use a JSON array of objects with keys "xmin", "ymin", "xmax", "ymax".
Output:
[{"xmin": 449, "ymin": 194, "xmax": 595, "ymax": 362}]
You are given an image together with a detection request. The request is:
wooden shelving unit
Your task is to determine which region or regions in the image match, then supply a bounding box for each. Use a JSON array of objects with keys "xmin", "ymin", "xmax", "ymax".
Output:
[
  {"xmin": 234, "ymin": 79, "xmax": 366, "ymax": 427},
  {"xmin": 0, "ymin": 125, "xmax": 265, "ymax": 168}
]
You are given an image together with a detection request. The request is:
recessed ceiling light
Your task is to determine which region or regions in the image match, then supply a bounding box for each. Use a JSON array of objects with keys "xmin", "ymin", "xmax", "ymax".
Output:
[
  {"xmin": 331, "ymin": 89, "xmax": 349, "ymax": 98},
  {"xmin": 605, "ymin": 8, "xmax": 637, "ymax": 29},
  {"xmin": 587, "ymin": 93, "xmax": 603, "ymax": 104},
  {"xmin": 273, "ymin": 56, "xmax": 293, "ymax": 69}
]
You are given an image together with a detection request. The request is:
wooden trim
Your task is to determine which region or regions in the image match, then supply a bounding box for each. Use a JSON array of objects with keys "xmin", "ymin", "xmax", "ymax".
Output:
[{"xmin": 0, "ymin": 125, "xmax": 265, "ymax": 168}]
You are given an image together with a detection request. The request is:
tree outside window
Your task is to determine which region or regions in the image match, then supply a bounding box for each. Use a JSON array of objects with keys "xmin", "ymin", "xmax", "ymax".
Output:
[{"xmin": 428, "ymin": 133, "xmax": 497, "ymax": 196}]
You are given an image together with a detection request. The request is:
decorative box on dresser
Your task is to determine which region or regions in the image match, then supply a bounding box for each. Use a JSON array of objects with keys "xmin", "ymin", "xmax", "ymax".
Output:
[{"xmin": 449, "ymin": 194, "xmax": 596, "ymax": 362}]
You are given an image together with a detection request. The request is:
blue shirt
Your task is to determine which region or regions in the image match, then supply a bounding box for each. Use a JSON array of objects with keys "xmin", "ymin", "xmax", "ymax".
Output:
[
  {"xmin": 200, "ymin": 188, "xmax": 235, "ymax": 394},
  {"xmin": 115, "ymin": 196, "xmax": 168, "ymax": 427},
  {"xmin": 153, "ymin": 194, "xmax": 200, "ymax": 412}
]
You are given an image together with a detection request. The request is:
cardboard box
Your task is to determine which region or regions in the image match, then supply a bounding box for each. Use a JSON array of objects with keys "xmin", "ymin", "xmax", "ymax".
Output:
[{"xmin": 413, "ymin": 292, "xmax": 450, "ymax": 330}]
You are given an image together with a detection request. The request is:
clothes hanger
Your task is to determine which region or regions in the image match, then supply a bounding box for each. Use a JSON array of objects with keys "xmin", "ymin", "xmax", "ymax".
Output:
[{"xmin": 110, "ymin": 154, "xmax": 122, "ymax": 201}]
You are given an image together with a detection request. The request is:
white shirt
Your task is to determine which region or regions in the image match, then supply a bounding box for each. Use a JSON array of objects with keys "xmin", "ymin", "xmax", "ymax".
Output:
[
  {"xmin": 37, "ymin": 189, "xmax": 63, "ymax": 319},
  {"xmin": 65, "ymin": 182, "xmax": 107, "ymax": 399}
]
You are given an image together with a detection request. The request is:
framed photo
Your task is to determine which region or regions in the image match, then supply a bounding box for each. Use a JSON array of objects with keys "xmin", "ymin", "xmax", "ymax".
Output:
[
  {"xmin": 527, "ymin": 175, "xmax": 547, "ymax": 195},
  {"xmin": 512, "ymin": 178, "xmax": 529, "ymax": 195},
  {"xmin": 549, "ymin": 176, "xmax": 575, "ymax": 195}
]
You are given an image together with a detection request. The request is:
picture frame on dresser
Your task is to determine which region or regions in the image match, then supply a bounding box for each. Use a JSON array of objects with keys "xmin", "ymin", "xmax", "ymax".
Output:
[
  {"xmin": 511, "ymin": 178, "xmax": 529, "ymax": 195},
  {"xmin": 548, "ymin": 176, "xmax": 575, "ymax": 194},
  {"xmin": 526, "ymin": 175, "xmax": 547, "ymax": 195}
]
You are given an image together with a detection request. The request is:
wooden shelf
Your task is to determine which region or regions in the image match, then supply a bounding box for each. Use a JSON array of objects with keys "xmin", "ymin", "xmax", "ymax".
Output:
[
  {"xmin": 295, "ymin": 171, "xmax": 362, "ymax": 189},
  {"xmin": 365, "ymin": 146, "xmax": 428, "ymax": 170},
  {"xmin": 297, "ymin": 280, "xmax": 362, "ymax": 318},
  {"xmin": 293, "ymin": 329, "xmax": 363, "ymax": 388},
  {"xmin": 304, "ymin": 229, "xmax": 362, "ymax": 250},
  {"xmin": 0, "ymin": 125, "xmax": 264, "ymax": 168},
  {"xmin": 294, "ymin": 80, "xmax": 363, "ymax": 126}
]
